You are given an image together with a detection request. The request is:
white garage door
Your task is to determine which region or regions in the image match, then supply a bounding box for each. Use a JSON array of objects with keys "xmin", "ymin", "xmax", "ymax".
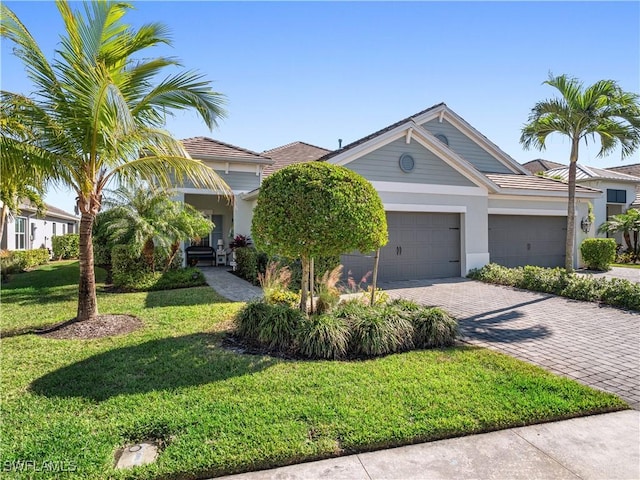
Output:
[
  {"xmin": 341, "ymin": 212, "xmax": 461, "ymax": 283},
  {"xmin": 488, "ymin": 215, "xmax": 566, "ymax": 268}
]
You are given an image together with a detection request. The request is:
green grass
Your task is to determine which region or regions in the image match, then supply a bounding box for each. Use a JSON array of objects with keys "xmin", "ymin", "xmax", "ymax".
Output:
[
  {"xmin": 1, "ymin": 263, "xmax": 627, "ymax": 479},
  {"xmin": 611, "ymin": 263, "xmax": 640, "ymax": 269}
]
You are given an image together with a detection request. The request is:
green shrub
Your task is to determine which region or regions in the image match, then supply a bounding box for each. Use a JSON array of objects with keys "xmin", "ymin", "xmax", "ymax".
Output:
[
  {"xmin": 297, "ymin": 315, "xmax": 350, "ymax": 359},
  {"xmin": 600, "ymin": 278, "xmax": 640, "ymax": 311},
  {"xmin": 521, "ymin": 266, "xmax": 568, "ymax": 293},
  {"xmin": 468, "ymin": 263, "xmax": 523, "ymax": 286},
  {"xmin": 580, "ymin": 238, "xmax": 616, "ymax": 271},
  {"xmin": 234, "ymin": 247, "xmax": 260, "ymax": 284},
  {"xmin": 265, "ymin": 288, "xmax": 300, "ymax": 308},
  {"xmin": 1, "ymin": 255, "xmax": 27, "ymax": 281},
  {"xmin": 387, "ymin": 298, "xmax": 422, "ymax": 313},
  {"xmin": 347, "ymin": 304, "xmax": 413, "ymax": 357},
  {"xmin": 410, "ymin": 307, "xmax": 458, "ymax": 348},
  {"xmin": 112, "ymin": 244, "xmax": 147, "ymax": 286},
  {"xmin": 561, "ymin": 275, "xmax": 605, "ymax": 302},
  {"xmin": 10, "ymin": 249, "xmax": 50, "ymax": 269},
  {"xmin": 235, "ymin": 302, "xmax": 273, "ymax": 341},
  {"xmin": 51, "ymin": 234, "xmax": 79, "ymax": 260},
  {"xmin": 112, "ymin": 268, "xmax": 205, "ymax": 291},
  {"xmin": 257, "ymin": 304, "xmax": 304, "ymax": 351}
]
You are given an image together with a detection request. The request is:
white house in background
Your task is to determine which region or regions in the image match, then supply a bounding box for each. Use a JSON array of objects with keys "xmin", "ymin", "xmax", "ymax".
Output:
[
  {"xmin": 1, "ymin": 201, "xmax": 79, "ymax": 251},
  {"xmin": 542, "ymin": 164, "xmax": 640, "ymax": 246},
  {"xmin": 181, "ymin": 103, "xmax": 605, "ymax": 281}
]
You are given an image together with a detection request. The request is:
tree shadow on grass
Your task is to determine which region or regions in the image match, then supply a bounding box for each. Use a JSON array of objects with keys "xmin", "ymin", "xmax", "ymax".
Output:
[
  {"xmin": 30, "ymin": 333, "xmax": 276, "ymax": 401},
  {"xmin": 144, "ymin": 287, "xmax": 229, "ymax": 308}
]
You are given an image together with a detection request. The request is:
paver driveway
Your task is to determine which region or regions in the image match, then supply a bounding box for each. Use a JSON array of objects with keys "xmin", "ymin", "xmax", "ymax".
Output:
[{"xmin": 379, "ymin": 278, "xmax": 640, "ymax": 409}]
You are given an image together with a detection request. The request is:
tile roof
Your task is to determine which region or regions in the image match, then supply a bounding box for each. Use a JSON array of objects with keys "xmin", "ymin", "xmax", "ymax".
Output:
[
  {"xmin": 631, "ymin": 187, "xmax": 640, "ymax": 208},
  {"xmin": 18, "ymin": 200, "xmax": 79, "ymax": 221},
  {"xmin": 181, "ymin": 137, "xmax": 273, "ymax": 163},
  {"xmin": 545, "ymin": 164, "xmax": 640, "ymax": 182},
  {"xmin": 606, "ymin": 163, "xmax": 640, "ymax": 178},
  {"xmin": 485, "ymin": 174, "xmax": 600, "ymax": 194},
  {"xmin": 318, "ymin": 103, "xmax": 446, "ymax": 161},
  {"xmin": 262, "ymin": 141, "xmax": 331, "ymax": 176},
  {"xmin": 521, "ymin": 159, "xmax": 565, "ymax": 174}
]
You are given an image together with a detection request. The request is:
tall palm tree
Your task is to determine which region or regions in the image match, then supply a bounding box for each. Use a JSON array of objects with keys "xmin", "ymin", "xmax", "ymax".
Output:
[
  {"xmin": 521, "ymin": 74, "xmax": 640, "ymax": 271},
  {"xmin": 1, "ymin": 1, "xmax": 230, "ymax": 321},
  {"xmin": 104, "ymin": 184, "xmax": 213, "ymax": 272}
]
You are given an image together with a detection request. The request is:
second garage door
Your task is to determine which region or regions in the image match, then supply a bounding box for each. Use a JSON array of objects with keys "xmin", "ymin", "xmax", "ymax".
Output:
[
  {"xmin": 341, "ymin": 212, "xmax": 461, "ymax": 283},
  {"xmin": 488, "ymin": 215, "xmax": 566, "ymax": 268}
]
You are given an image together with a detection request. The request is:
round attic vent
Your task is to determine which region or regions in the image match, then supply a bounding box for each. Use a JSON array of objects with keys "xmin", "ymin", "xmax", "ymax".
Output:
[
  {"xmin": 435, "ymin": 134, "xmax": 449, "ymax": 145},
  {"xmin": 399, "ymin": 153, "xmax": 415, "ymax": 173}
]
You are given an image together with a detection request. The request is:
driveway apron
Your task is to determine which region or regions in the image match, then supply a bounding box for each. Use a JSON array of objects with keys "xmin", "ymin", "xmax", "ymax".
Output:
[{"xmin": 379, "ymin": 278, "xmax": 640, "ymax": 409}]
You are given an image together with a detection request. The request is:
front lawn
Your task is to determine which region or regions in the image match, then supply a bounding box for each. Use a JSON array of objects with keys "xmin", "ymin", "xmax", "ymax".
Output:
[
  {"xmin": 611, "ymin": 263, "xmax": 640, "ymax": 269},
  {"xmin": 1, "ymin": 263, "xmax": 627, "ymax": 479}
]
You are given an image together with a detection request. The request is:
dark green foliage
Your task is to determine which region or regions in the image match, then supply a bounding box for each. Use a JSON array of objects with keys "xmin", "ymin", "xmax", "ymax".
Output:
[
  {"xmin": 257, "ymin": 304, "xmax": 304, "ymax": 350},
  {"xmin": 297, "ymin": 315, "xmax": 350, "ymax": 359},
  {"xmin": 252, "ymin": 162, "xmax": 388, "ymax": 259},
  {"xmin": 410, "ymin": 307, "xmax": 458, "ymax": 348},
  {"xmin": 580, "ymin": 238, "xmax": 617, "ymax": 271},
  {"xmin": 469, "ymin": 263, "xmax": 640, "ymax": 311},
  {"xmin": 51, "ymin": 234, "xmax": 79, "ymax": 259},
  {"xmin": 347, "ymin": 304, "xmax": 414, "ymax": 357},
  {"xmin": 234, "ymin": 247, "xmax": 261, "ymax": 284},
  {"xmin": 1, "ymin": 255, "xmax": 26, "ymax": 281},
  {"xmin": 235, "ymin": 301, "xmax": 273, "ymax": 341}
]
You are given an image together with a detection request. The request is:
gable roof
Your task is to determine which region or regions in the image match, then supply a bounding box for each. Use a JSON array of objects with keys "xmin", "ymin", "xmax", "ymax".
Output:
[
  {"xmin": 606, "ymin": 163, "xmax": 640, "ymax": 178},
  {"xmin": 545, "ymin": 164, "xmax": 640, "ymax": 183},
  {"xmin": 521, "ymin": 159, "xmax": 565, "ymax": 174},
  {"xmin": 486, "ymin": 174, "xmax": 600, "ymax": 195},
  {"xmin": 319, "ymin": 103, "xmax": 528, "ymax": 175},
  {"xmin": 262, "ymin": 141, "xmax": 331, "ymax": 176},
  {"xmin": 181, "ymin": 137, "xmax": 273, "ymax": 164}
]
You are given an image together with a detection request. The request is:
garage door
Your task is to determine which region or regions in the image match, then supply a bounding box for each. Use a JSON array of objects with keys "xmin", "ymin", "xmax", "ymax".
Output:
[
  {"xmin": 488, "ymin": 215, "xmax": 566, "ymax": 268},
  {"xmin": 341, "ymin": 212, "xmax": 461, "ymax": 283}
]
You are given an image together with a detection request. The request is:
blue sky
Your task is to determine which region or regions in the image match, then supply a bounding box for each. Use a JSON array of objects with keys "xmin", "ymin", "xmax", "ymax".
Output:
[{"xmin": 2, "ymin": 1, "xmax": 639, "ymax": 213}]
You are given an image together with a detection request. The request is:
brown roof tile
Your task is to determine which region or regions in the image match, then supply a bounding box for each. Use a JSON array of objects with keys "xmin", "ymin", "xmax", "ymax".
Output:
[
  {"xmin": 486, "ymin": 174, "xmax": 600, "ymax": 194},
  {"xmin": 607, "ymin": 163, "xmax": 640, "ymax": 178},
  {"xmin": 262, "ymin": 141, "xmax": 331, "ymax": 176},
  {"xmin": 521, "ymin": 159, "xmax": 565, "ymax": 174},
  {"xmin": 181, "ymin": 137, "xmax": 272, "ymax": 163}
]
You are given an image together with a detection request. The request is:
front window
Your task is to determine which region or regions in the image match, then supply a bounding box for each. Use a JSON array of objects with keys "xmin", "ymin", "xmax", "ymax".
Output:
[
  {"xmin": 15, "ymin": 217, "xmax": 26, "ymax": 250},
  {"xmin": 52, "ymin": 223, "xmax": 57, "ymax": 236},
  {"xmin": 607, "ymin": 189, "xmax": 627, "ymax": 204}
]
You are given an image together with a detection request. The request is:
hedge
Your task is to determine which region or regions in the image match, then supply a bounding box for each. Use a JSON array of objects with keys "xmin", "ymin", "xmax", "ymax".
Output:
[
  {"xmin": 468, "ymin": 263, "xmax": 640, "ymax": 311},
  {"xmin": 9, "ymin": 249, "xmax": 50, "ymax": 269},
  {"xmin": 580, "ymin": 238, "xmax": 616, "ymax": 271},
  {"xmin": 52, "ymin": 234, "xmax": 80, "ymax": 260}
]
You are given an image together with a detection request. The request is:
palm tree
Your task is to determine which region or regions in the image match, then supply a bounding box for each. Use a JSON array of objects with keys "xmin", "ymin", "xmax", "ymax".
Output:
[
  {"xmin": 103, "ymin": 184, "xmax": 213, "ymax": 272},
  {"xmin": 598, "ymin": 209, "xmax": 640, "ymax": 261},
  {"xmin": 1, "ymin": 1, "xmax": 230, "ymax": 321},
  {"xmin": 521, "ymin": 74, "xmax": 640, "ymax": 271}
]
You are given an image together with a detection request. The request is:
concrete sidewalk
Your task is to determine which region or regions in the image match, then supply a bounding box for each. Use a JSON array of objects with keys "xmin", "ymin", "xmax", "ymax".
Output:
[
  {"xmin": 200, "ymin": 266, "xmax": 263, "ymax": 302},
  {"xmin": 219, "ymin": 410, "xmax": 639, "ymax": 480}
]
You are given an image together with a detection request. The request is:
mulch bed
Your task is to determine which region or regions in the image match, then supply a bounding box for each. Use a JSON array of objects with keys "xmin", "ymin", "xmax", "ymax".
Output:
[{"xmin": 38, "ymin": 314, "xmax": 143, "ymax": 340}]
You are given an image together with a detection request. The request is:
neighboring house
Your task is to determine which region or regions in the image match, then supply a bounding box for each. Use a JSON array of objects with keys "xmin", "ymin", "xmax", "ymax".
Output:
[
  {"xmin": 228, "ymin": 103, "xmax": 602, "ymax": 282},
  {"xmin": 607, "ymin": 164, "xmax": 640, "ymax": 209},
  {"xmin": 522, "ymin": 159, "xmax": 565, "ymax": 175},
  {"xmin": 1, "ymin": 201, "xmax": 79, "ymax": 251},
  {"xmin": 544, "ymin": 164, "xmax": 640, "ymax": 245}
]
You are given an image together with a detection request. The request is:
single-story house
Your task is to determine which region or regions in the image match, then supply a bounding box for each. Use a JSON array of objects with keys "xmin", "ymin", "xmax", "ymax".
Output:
[
  {"xmin": 1, "ymin": 201, "xmax": 79, "ymax": 251},
  {"xmin": 178, "ymin": 103, "xmax": 606, "ymax": 282},
  {"xmin": 542, "ymin": 164, "xmax": 640, "ymax": 246}
]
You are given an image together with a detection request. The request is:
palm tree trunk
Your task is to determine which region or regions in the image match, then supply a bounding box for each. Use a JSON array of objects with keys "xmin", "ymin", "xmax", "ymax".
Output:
[
  {"xmin": 565, "ymin": 139, "xmax": 579, "ymax": 272},
  {"xmin": 0, "ymin": 203, "xmax": 8, "ymax": 248},
  {"xmin": 142, "ymin": 238, "xmax": 155, "ymax": 272},
  {"xmin": 77, "ymin": 211, "xmax": 98, "ymax": 322}
]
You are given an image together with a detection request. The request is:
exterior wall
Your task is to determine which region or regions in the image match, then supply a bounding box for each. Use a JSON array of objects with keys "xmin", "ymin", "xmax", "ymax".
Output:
[
  {"xmin": 180, "ymin": 169, "xmax": 261, "ymax": 192},
  {"xmin": 580, "ymin": 180, "xmax": 636, "ymax": 238},
  {"xmin": 488, "ymin": 197, "xmax": 568, "ymax": 214},
  {"xmin": 235, "ymin": 197, "xmax": 256, "ymax": 239},
  {"xmin": 346, "ymin": 137, "xmax": 475, "ymax": 186},
  {"xmin": 421, "ymin": 119, "xmax": 513, "ymax": 174},
  {"xmin": 1, "ymin": 214, "xmax": 78, "ymax": 251}
]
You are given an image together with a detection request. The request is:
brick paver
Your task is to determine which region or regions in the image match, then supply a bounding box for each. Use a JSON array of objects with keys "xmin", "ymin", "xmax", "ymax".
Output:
[{"xmin": 379, "ymin": 278, "xmax": 640, "ymax": 409}]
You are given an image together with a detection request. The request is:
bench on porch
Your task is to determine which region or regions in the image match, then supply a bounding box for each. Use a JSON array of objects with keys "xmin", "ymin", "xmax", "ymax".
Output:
[{"xmin": 185, "ymin": 245, "xmax": 215, "ymax": 266}]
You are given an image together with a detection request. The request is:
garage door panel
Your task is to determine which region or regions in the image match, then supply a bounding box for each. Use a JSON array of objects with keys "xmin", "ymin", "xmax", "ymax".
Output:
[
  {"xmin": 488, "ymin": 215, "xmax": 566, "ymax": 268},
  {"xmin": 341, "ymin": 212, "xmax": 461, "ymax": 282}
]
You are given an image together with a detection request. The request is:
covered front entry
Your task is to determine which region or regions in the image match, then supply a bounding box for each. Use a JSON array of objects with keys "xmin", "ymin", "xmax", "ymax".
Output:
[
  {"xmin": 488, "ymin": 215, "xmax": 566, "ymax": 268},
  {"xmin": 341, "ymin": 212, "xmax": 461, "ymax": 283}
]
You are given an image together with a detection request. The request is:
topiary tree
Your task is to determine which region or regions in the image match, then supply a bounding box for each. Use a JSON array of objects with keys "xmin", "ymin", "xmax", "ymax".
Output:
[{"xmin": 252, "ymin": 162, "xmax": 388, "ymax": 312}]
